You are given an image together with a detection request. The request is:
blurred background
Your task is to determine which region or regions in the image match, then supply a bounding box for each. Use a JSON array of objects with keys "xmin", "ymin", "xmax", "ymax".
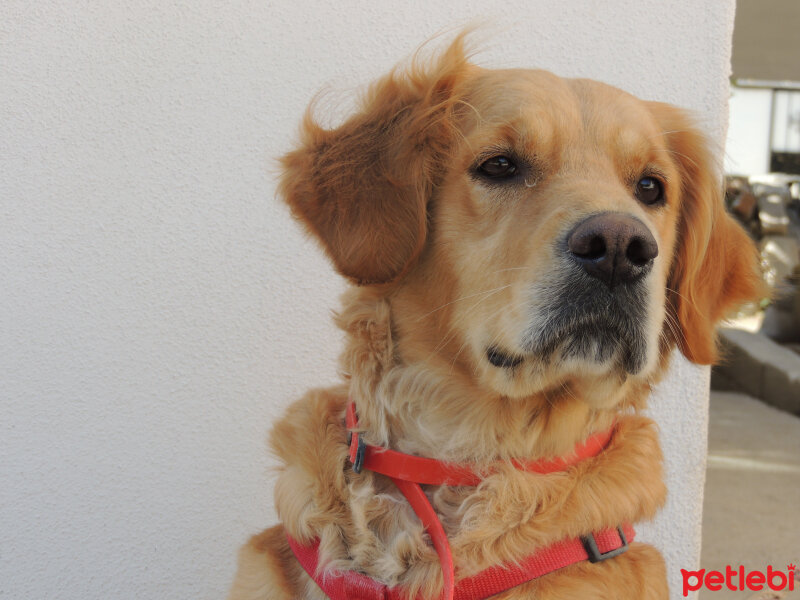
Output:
[{"xmin": 703, "ymin": 1, "xmax": 800, "ymax": 598}]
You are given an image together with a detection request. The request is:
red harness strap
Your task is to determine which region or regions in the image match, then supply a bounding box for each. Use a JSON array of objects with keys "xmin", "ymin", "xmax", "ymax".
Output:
[
  {"xmin": 345, "ymin": 402, "xmax": 615, "ymax": 485},
  {"xmin": 287, "ymin": 402, "xmax": 630, "ymax": 600},
  {"xmin": 287, "ymin": 525, "xmax": 634, "ymax": 600}
]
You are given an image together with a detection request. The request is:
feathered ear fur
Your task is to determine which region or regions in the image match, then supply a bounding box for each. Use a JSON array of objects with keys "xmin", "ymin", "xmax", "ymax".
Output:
[
  {"xmin": 278, "ymin": 36, "xmax": 471, "ymax": 285},
  {"xmin": 651, "ymin": 103, "xmax": 765, "ymax": 364}
]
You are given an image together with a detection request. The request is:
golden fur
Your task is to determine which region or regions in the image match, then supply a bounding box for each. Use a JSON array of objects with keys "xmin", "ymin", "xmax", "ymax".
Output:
[{"xmin": 229, "ymin": 36, "xmax": 764, "ymax": 600}]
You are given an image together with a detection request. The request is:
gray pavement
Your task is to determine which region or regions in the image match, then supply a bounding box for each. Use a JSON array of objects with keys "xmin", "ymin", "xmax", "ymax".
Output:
[{"xmin": 700, "ymin": 391, "xmax": 800, "ymax": 599}]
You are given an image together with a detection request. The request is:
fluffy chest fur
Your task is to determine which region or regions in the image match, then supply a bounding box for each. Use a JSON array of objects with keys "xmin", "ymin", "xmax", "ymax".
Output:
[
  {"xmin": 272, "ymin": 392, "xmax": 668, "ymax": 600},
  {"xmin": 269, "ymin": 292, "xmax": 667, "ymax": 600}
]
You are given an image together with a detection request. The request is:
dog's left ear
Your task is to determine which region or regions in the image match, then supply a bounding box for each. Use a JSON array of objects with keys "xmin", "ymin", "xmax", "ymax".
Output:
[
  {"xmin": 650, "ymin": 103, "xmax": 765, "ymax": 364},
  {"xmin": 278, "ymin": 37, "xmax": 471, "ymax": 285}
]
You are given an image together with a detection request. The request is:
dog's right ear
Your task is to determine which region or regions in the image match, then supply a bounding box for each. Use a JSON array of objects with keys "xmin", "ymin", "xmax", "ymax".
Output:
[{"xmin": 279, "ymin": 37, "xmax": 471, "ymax": 285}]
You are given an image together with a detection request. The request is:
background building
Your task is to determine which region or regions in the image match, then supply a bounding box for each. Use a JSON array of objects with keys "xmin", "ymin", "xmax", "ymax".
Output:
[{"xmin": 726, "ymin": 0, "xmax": 800, "ymax": 175}]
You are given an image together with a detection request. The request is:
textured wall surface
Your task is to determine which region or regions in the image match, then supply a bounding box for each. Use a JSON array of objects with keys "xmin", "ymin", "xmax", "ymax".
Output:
[
  {"xmin": 726, "ymin": 86, "xmax": 773, "ymax": 175},
  {"xmin": 1, "ymin": 2, "xmax": 734, "ymax": 598}
]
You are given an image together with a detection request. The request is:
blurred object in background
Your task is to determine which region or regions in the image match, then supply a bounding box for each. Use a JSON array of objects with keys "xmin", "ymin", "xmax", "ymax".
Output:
[
  {"xmin": 704, "ymin": 5, "xmax": 800, "ymax": 597},
  {"xmin": 761, "ymin": 265, "xmax": 800, "ymax": 345},
  {"xmin": 723, "ymin": 0, "xmax": 800, "ymax": 349},
  {"xmin": 716, "ymin": 174, "xmax": 800, "ymax": 409},
  {"xmin": 725, "ymin": 176, "xmax": 758, "ymax": 229}
]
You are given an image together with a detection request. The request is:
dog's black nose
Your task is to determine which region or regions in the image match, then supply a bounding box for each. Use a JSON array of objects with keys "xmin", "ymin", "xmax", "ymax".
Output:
[{"xmin": 567, "ymin": 213, "xmax": 658, "ymax": 288}]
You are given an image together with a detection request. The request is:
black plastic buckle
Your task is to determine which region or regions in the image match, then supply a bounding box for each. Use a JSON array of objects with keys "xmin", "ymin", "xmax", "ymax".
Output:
[
  {"xmin": 581, "ymin": 526, "xmax": 629, "ymax": 563},
  {"xmin": 349, "ymin": 434, "xmax": 366, "ymax": 474}
]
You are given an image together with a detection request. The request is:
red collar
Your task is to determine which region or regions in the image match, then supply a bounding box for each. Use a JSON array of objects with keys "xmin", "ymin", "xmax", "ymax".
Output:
[
  {"xmin": 287, "ymin": 402, "xmax": 630, "ymax": 600},
  {"xmin": 345, "ymin": 401, "xmax": 616, "ymax": 484}
]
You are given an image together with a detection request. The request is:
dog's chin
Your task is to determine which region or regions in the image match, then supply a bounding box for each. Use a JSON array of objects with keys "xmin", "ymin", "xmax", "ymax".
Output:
[
  {"xmin": 478, "ymin": 321, "xmax": 656, "ymax": 405},
  {"xmin": 542, "ymin": 322, "xmax": 650, "ymax": 375},
  {"xmin": 475, "ymin": 272, "xmax": 663, "ymax": 402}
]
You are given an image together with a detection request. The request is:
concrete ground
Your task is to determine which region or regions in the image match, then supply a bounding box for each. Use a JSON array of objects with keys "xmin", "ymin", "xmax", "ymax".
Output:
[{"xmin": 700, "ymin": 391, "xmax": 800, "ymax": 599}]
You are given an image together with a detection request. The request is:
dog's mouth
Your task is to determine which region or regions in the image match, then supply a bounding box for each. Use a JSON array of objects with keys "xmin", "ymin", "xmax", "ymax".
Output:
[
  {"xmin": 487, "ymin": 317, "xmax": 644, "ymax": 374},
  {"xmin": 543, "ymin": 316, "xmax": 646, "ymax": 373},
  {"xmin": 528, "ymin": 280, "xmax": 650, "ymax": 374},
  {"xmin": 484, "ymin": 274, "xmax": 652, "ymax": 376},
  {"xmin": 486, "ymin": 346, "xmax": 525, "ymax": 368}
]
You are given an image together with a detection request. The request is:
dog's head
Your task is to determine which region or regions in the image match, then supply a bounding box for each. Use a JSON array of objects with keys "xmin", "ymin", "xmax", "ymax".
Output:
[{"xmin": 280, "ymin": 37, "xmax": 762, "ymax": 407}]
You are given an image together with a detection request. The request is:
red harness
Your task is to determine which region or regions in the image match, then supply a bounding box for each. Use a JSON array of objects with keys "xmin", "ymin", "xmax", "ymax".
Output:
[{"xmin": 286, "ymin": 402, "xmax": 632, "ymax": 600}]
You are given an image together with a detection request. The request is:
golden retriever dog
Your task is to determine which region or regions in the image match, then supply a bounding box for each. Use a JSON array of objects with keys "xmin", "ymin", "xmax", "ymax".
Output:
[{"xmin": 229, "ymin": 36, "xmax": 763, "ymax": 600}]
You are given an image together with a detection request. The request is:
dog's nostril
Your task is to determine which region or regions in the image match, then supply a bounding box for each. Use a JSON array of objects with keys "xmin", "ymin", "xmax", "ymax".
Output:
[
  {"xmin": 569, "ymin": 234, "xmax": 606, "ymax": 260},
  {"xmin": 585, "ymin": 236, "xmax": 606, "ymax": 260},
  {"xmin": 626, "ymin": 238, "xmax": 646, "ymax": 266},
  {"xmin": 625, "ymin": 236, "xmax": 658, "ymax": 266}
]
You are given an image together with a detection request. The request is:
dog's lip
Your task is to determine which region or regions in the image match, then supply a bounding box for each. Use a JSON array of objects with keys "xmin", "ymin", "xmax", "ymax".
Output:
[
  {"xmin": 531, "ymin": 317, "xmax": 630, "ymax": 349},
  {"xmin": 486, "ymin": 346, "xmax": 525, "ymax": 368},
  {"xmin": 488, "ymin": 316, "xmax": 628, "ymax": 366}
]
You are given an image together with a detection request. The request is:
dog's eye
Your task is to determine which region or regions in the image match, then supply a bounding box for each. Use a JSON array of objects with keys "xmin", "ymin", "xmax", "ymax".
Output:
[
  {"xmin": 635, "ymin": 176, "xmax": 664, "ymax": 205},
  {"xmin": 477, "ymin": 156, "xmax": 518, "ymax": 179}
]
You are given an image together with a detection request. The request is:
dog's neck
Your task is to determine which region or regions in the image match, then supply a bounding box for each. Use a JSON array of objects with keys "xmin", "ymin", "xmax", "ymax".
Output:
[{"xmin": 335, "ymin": 286, "xmax": 649, "ymax": 464}]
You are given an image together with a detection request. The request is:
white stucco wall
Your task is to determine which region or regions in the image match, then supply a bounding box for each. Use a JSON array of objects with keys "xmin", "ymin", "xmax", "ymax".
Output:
[
  {"xmin": 726, "ymin": 86, "xmax": 773, "ymax": 175},
  {"xmin": 1, "ymin": 2, "xmax": 734, "ymax": 599}
]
